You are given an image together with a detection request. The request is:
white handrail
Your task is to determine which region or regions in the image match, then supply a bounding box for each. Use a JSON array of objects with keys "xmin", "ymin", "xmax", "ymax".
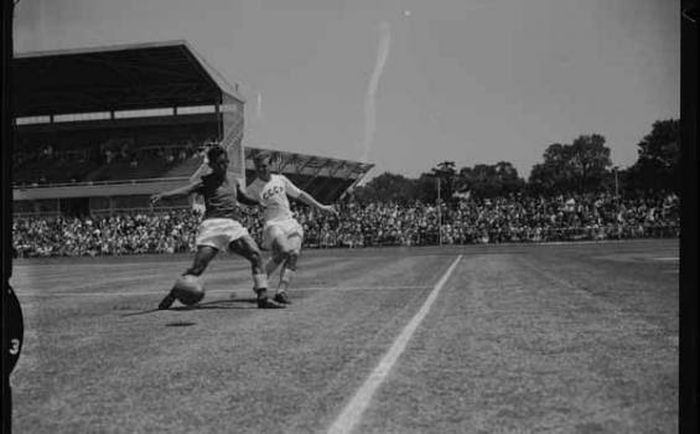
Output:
[{"xmin": 12, "ymin": 176, "xmax": 191, "ymax": 189}]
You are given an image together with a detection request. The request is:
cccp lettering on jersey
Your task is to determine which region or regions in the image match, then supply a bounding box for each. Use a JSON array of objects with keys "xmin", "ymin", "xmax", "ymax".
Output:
[{"xmin": 262, "ymin": 185, "xmax": 284, "ymax": 201}]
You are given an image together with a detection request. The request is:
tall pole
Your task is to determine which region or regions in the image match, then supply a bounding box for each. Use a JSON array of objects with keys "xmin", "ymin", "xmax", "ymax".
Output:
[
  {"xmin": 437, "ymin": 177, "xmax": 442, "ymax": 246},
  {"xmin": 680, "ymin": 4, "xmax": 698, "ymax": 433}
]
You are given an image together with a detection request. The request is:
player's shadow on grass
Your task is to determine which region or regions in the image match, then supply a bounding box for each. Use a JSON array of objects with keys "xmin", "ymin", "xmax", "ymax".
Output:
[
  {"xmin": 165, "ymin": 321, "xmax": 197, "ymax": 327},
  {"xmin": 173, "ymin": 296, "xmax": 261, "ymax": 310},
  {"xmin": 119, "ymin": 297, "xmax": 257, "ymax": 317},
  {"xmin": 170, "ymin": 297, "xmax": 257, "ymax": 310}
]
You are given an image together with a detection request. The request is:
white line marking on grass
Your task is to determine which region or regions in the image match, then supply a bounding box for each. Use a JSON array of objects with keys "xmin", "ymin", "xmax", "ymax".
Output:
[
  {"xmin": 327, "ymin": 255, "xmax": 462, "ymax": 434},
  {"xmin": 298, "ymin": 285, "xmax": 431, "ymax": 292}
]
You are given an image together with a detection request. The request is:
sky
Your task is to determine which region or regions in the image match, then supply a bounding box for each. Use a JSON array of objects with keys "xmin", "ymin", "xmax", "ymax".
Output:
[{"xmin": 14, "ymin": 0, "xmax": 680, "ymax": 180}]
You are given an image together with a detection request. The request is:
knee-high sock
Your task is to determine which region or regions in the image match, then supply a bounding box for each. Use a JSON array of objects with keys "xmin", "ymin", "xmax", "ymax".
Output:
[
  {"xmin": 253, "ymin": 273, "xmax": 269, "ymax": 296},
  {"xmin": 278, "ymin": 268, "xmax": 295, "ymax": 292}
]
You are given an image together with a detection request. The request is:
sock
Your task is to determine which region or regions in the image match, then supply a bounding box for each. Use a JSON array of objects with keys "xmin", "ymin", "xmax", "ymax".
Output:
[
  {"xmin": 253, "ymin": 273, "xmax": 269, "ymax": 296},
  {"xmin": 278, "ymin": 268, "xmax": 295, "ymax": 292}
]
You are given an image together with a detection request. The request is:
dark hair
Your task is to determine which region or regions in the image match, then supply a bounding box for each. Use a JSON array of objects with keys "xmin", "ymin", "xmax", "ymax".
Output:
[{"xmin": 207, "ymin": 145, "xmax": 226, "ymax": 162}]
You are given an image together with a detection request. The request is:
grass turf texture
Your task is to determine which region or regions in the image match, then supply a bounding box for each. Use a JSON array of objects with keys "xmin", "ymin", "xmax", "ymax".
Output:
[{"xmin": 10, "ymin": 239, "xmax": 678, "ymax": 433}]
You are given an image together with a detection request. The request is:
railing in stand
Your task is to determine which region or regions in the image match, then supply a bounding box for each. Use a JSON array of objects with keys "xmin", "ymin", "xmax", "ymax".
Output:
[{"xmin": 12, "ymin": 176, "xmax": 191, "ymax": 189}]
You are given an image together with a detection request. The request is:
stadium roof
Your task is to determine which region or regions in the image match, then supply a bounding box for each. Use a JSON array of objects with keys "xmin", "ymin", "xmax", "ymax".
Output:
[
  {"xmin": 12, "ymin": 40, "xmax": 244, "ymax": 117},
  {"xmin": 246, "ymin": 147, "xmax": 374, "ymax": 181},
  {"xmin": 13, "ymin": 146, "xmax": 374, "ymax": 202}
]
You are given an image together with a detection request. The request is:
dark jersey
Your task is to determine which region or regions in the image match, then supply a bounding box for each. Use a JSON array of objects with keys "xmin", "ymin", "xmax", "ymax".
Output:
[{"xmin": 194, "ymin": 172, "xmax": 244, "ymax": 220}]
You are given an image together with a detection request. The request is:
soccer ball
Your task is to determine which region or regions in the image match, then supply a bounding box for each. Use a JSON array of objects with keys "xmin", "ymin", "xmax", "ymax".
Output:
[{"xmin": 172, "ymin": 275, "xmax": 205, "ymax": 306}]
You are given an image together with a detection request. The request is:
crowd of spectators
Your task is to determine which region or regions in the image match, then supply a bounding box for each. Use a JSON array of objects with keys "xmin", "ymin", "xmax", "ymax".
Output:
[
  {"xmin": 13, "ymin": 139, "xmax": 211, "ymax": 186},
  {"xmin": 99, "ymin": 139, "xmax": 206, "ymax": 169},
  {"xmin": 12, "ymin": 143, "xmax": 98, "ymax": 186},
  {"xmin": 303, "ymin": 191, "xmax": 680, "ymax": 248},
  {"xmin": 13, "ymin": 211, "xmax": 199, "ymax": 257},
  {"xmin": 12, "ymin": 191, "xmax": 679, "ymax": 258}
]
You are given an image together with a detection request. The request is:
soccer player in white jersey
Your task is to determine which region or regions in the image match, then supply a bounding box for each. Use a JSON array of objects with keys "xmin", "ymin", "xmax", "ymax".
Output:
[
  {"xmin": 246, "ymin": 152, "xmax": 338, "ymax": 304},
  {"xmin": 151, "ymin": 145, "xmax": 284, "ymax": 309}
]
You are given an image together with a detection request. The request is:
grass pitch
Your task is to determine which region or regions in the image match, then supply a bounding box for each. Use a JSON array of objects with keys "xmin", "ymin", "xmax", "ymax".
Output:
[{"xmin": 10, "ymin": 239, "xmax": 678, "ymax": 433}]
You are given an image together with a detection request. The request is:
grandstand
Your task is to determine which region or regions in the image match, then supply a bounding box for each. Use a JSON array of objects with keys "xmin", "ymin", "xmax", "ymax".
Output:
[{"xmin": 12, "ymin": 41, "xmax": 373, "ymax": 216}]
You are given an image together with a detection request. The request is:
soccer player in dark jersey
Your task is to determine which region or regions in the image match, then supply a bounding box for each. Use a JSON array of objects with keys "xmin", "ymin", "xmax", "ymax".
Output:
[{"xmin": 151, "ymin": 145, "xmax": 284, "ymax": 309}]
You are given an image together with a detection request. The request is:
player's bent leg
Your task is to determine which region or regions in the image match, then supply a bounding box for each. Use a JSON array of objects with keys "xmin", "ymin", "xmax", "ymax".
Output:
[
  {"xmin": 186, "ymin": 246, "xmax": 219, "ymax": 276},
  {"xmin": 250, "ymin": 245, "xmax": 283, "ymax": 302},
  {"xmin": 230, "ymin": 235, "xmax": 285, "ymax": 309},
  {"xmin": 229, "ymin": 234, "xmax": 265, "ymax": 273},
  {"xmin": 159, "ymin": 246, "xmax": 218, "ymax": 310},
  {"xmin": 274, "ymin": 234, "xmax": 303, "ymax": 305},
  {"xmin": 288, "ymin": 232, "xmax": 303, "ymax": 253},
  {"xmin": 280, "ymin": 249, "xmax": 299, "ymax": 286},
  {"xmin": 264, "ymin": 242, "xmax": 285, "ymax": 277},
  {"xmin": 263, "ymin": 226, "xmax": 285, "ymax": 275}
]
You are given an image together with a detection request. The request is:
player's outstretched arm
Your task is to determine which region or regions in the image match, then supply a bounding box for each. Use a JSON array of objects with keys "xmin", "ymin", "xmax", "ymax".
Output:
[
  {"xmin": 281, "ymin": 174, "xmax": 338, "ymax": 216},
  {"xmin": 237, "ymin": 186, "xmax": 260, "ymax": 207},
  {"xmin": 297, "ymin": 190, "xmax": 338, "ymax": 216},
  {"xmin": 150, "ymin": 182, "xmax": 200, "ymax": 205}
]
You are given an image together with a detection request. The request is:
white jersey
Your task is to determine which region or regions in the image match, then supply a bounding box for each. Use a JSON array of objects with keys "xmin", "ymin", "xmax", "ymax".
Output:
[{"xmin": 246, "ymin": 174, "xmax": 302, "ymax": 224}]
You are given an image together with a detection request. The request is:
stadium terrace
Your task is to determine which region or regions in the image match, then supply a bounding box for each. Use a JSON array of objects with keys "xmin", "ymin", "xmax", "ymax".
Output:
[{"xmin": 12, "ymin": 41, "xmax": 372, "ymax": 216}]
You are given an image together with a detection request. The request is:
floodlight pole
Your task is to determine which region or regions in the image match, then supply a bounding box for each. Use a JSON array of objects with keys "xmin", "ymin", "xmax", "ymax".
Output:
[{"xmin": 437, "ymin": 177, "xmax": 442, "ymax": 246}]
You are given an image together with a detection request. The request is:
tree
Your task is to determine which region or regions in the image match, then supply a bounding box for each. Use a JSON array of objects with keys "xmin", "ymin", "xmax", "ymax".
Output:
[
  {"xmin": 435, "ymin": 161, "xmax": 456, "ymax": 174},
  {"xmin": 353, "ymin": 172, "xmax": 417, "ymax": 203},
  {"xmin": 528, "ymin": 143, "xmax": 574, "ymax": 194},
  {"xmin": 528, "ymin": 135, "xmax": 612, "ymax": 194},
  {"xmin": 459, "ymin": 161, "xmax": 525, "ymax": 197},
  {"xmin": 415, "ymin": 172, "xmax": 439, "ymax": 203},
  {"xmin": 625, "ymin": 119, "xmax": 680, "ymax": 193},
  {"xmin": 569, "ymin": 134, "xmax": 612, "ymax": 192},
  {"xmin": 493, "ymin": 161, "xmax": 525, "ymax": 195},
  {"xmin": 432, "ymin": 161, "xmax": 457, "ymax": 201}
]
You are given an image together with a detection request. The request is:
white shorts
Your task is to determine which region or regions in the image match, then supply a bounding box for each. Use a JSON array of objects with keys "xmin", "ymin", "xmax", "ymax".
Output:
[
  {"xmin": 262, "ymin": 218, "xmax": 304, "ymax": 251},
  {"xmin": 195, "ymin": 218, "xmax": 250, "ymax": 251}
]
